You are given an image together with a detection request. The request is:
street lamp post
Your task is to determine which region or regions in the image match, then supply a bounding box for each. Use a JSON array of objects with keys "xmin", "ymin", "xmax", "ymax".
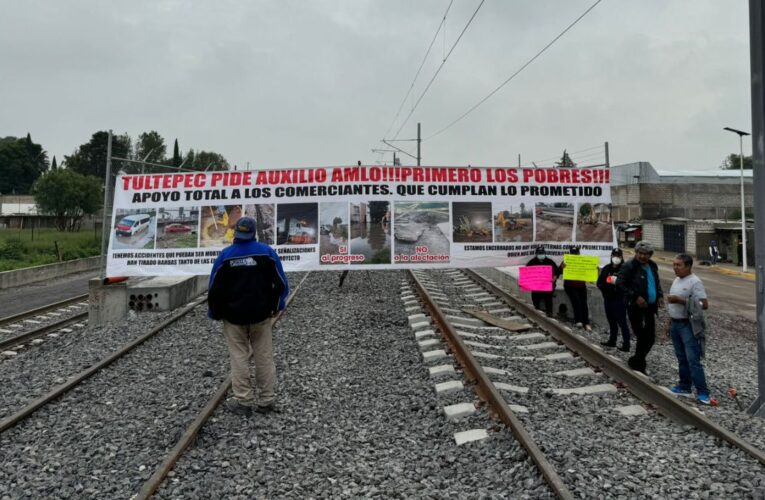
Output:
[{"xmin": 724, "ymin": 127, "xmax": 751, "ymax": 272}]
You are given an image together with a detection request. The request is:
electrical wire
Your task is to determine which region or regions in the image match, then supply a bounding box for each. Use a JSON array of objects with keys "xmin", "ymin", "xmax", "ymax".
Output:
[
  {"xmin": 426, "ymin": 0, "xmax": 604, "ymax": 141},
  {"xmin": 519, "ymin": 144, "xmax": 605, "ymax": 168},
  {"xmin": 390, "ymin": 0, "xmax": 486, "ymax": 140},
  {"xmin": 382, "ymin": 0, "xmax": 454, "ymax": 140}
]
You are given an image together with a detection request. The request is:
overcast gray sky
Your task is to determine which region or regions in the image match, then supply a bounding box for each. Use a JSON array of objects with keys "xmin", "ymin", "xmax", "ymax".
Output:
[{"xmin": 0, "ymin": 1, "xmax": 751, "ymax": 172}]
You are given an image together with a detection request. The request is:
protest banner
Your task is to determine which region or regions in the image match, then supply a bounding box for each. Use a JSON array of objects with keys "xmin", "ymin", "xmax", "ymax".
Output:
[
  {"xmin": 106, "ymin": 166, "xmax": 614, "ymax": 276},
  {"xmin": 562, "ymin": 254, "xmax": 600, "ymax": 282},
  {"xmin": 519, "ymin": 266, "xmax": 553, "ymax": 292}
]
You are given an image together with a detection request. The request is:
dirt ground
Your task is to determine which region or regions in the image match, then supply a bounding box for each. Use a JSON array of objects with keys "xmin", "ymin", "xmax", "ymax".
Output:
[
  {"xmin": 535, "ymin": 219, "xmax": 573, "ymax": 241},
  {"xmin": 576, "ymin": 222, "xmax": 613, "ymax": 242}
]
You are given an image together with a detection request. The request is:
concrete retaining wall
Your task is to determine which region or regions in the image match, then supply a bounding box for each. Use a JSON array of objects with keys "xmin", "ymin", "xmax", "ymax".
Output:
[{"xmin": 0, "ymin": 256, "xmax": 101, "ymax": 289}]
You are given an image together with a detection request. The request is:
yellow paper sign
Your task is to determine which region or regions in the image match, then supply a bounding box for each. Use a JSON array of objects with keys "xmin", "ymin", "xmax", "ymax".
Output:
[{"xmin": 562, "ymin": 254, "xmax": 599, "ymax": 282}]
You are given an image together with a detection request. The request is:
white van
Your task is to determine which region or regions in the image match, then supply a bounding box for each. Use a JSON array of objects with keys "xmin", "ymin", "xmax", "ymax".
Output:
[{"xmin": 116, "ymin": 214, "xmax": 152, "ymax": 237}]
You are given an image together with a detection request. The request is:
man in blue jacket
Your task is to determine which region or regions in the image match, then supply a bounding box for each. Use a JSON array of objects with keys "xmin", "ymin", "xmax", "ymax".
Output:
[{"xmin": 208, "ymin": 216, "xmax": 289, "ymax": 416}]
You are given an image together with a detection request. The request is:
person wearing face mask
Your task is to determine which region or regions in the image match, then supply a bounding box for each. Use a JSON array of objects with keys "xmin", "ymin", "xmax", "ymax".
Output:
[
  {"xmin": 616, "ymin": 240, "xmax": 664, "ymax": 374},
  {"xmin": 596, "ymin": 248, "xmax": 631, "ymax": 351},
  {"xmin": 526, "ymin": 245, "xmax": 560, "ymax": 316}
]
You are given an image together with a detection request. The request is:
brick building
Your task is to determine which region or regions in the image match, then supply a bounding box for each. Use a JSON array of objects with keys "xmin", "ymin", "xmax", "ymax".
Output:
[{"xmin": 611, "ymin": 162, "xmax": 754, "ymax": 264}]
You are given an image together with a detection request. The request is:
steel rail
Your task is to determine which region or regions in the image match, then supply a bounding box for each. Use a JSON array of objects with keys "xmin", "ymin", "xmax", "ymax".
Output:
[
  {"xmin": 135, "ymin": 272, "xmax": 312, "ymax": 500},
  {"xmin": 0, "ymin": 312, "xmax": 88, "ymax": 352},
  {"xmin": 0, "ymin": 295, "xmax": 207, "ymax": 434},
  {"xmin": 464, "ymin": 268, "xmax": 765, "ymax": 468},
  {"xmin": 409, "ymin": 271, "xmax": 574, "ymax": 500},
  {"xmin": 0, "ymin": 294, "xmax": 89, "ymax": 328}
]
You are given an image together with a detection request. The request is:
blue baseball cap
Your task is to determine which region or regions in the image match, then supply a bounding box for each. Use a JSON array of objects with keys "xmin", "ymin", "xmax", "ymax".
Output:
[{"xmin": 234, "ymin": 217, "xmax": 256, "ymax": 241}]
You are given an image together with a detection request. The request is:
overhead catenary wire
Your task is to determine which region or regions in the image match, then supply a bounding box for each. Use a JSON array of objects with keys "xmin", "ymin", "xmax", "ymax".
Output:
[
  {"xmin": 425, "ymin": 0, "xmax": 604, "ymax": 141},
  {"xmin": 382, "ymin": 0, "xmax": 455, "ymax": 140},
  {"xmin": 390, "ymin": 0, "xmax": 486, "ymax": 141},
  {"xmin": 518, "ymin": 144, "xmax": 605, "ymax": 168}
]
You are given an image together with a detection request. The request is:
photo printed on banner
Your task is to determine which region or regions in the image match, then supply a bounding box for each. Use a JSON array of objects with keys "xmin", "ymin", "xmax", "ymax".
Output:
[
  {"xmin": 319, "ymin": 202, "xmax": 349, "ymax": 265},
  {"xmin": 112, "ymin": 209, "xmax": 157, "ymax": 250},
  {"xmin": 393, "ymin": 201, "xmax": 450, "ymax": 264},
  {"xmin": 244, "ymin": 204, "xmax": 275, "ymax": 244},
  {"xmin": 493, "ymin": 202, "xmax": 533, "ymax": 242},
  {"xmin": 535, "ymin": 202, "xmax": 574, "ymax": 242},
  {"xmin": 452, "ymin": 202, "xmax": 493, "ymax": 243},
  {"xmin": 276, "ymin": 203, "xmax": 318, "ymax": 245},
  {"xmin": 575, "ymin": 203, "xmax": 614, "ymax": 243},
  {"xmin": 155, "ymin": 206, "xmax": 199, "ymax": 249},
  {"xmin": 200, "ymin": 205, "xmax": 242, "ymax": 247},
  {"xmin": 350, "ymin": 201, "xmax": 391, "ymax": 264}
]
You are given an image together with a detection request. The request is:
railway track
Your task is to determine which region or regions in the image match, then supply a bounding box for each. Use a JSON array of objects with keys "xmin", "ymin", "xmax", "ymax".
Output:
[
  {"xmin": 0, "ymin": 293, "xmax": 89, "ymax": 329},
  {"xmin": 404, "ymin": 268, "xmax": 765, "ymax": 498},
  {"xmin": 0, "ymin": 294, "xmax": 90, "ymax": 354},
  {"xmin": 0, "ymin": 273, "xmax": 310, "ymax": 499},
  {"xmin": 135, "ymin": 272, "xmax": 311, "ymax": 499},
  {"xmin": 0, "ymin": 294, "xmax": 207, "ymax": 433}
]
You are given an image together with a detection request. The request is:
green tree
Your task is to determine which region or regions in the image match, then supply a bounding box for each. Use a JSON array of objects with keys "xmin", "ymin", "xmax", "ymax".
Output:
[
  {"xmin": 172, "ymin": 139, "xmax": 182, "ymax": 168},
  {"xmin": 185, "ymin": 149, "xmax": 230, "ymax": 171},
  {"xmin": 555, "ymin": 149, "xmax": 576, "ymax": 169},
  {"xmin": 721, "ymin": 153, "xmax": 753, "ymax": 170},
  {"xmin": 33, "ymin": 169, "xmax": 102, "ymax": 231},
  {"xmin": 0, "ymin": 135, "xmax": 49, "ymax": 194},
  {"xmin": 135, "ymin": 130, "xmax": 166, "ymax": 165},
  {"xmin": 51, "ymin": 156, "xmax": 58, "ymax": 170},
  {"xmin": 65, "ymin": 131, "xmax": 131, "ymax": 180}
]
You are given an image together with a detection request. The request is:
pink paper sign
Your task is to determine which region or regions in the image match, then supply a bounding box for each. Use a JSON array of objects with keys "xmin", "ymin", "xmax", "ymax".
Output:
[{"xmin": 519, "ymin": 265, "xmax": 553, "ymax": 292}]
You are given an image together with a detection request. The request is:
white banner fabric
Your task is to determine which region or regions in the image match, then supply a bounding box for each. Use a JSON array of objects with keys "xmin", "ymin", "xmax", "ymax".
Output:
[{"xmin": 106, "ymin": 166, "xmax": 614, "ymax": 276}]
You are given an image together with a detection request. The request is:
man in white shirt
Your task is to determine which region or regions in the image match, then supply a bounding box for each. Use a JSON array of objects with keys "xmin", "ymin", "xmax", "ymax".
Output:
[{"xmin": 666, "ymin": 254, "xmax": 711, "ymax": 404}]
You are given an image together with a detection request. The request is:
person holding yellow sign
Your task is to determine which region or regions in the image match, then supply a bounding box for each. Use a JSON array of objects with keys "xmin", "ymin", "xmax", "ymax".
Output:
[{"xmin": 561, "ymin": 246, "xmax": 596, "ymax": 331}]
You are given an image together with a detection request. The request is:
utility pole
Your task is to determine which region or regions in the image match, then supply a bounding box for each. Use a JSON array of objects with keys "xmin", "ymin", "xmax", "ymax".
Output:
[
  {"xmin": 518, "ymin": 154, "xmax": 521, "ymax": 168},
  {"xmin": 748, "ymin": 0, "xmax": 765, "ymax": 417},
  {"xmin": 99, "ymin": 130, "xmax": 113, "ymax": 280},
  {"xmin": 417, "ymin": 122, "xmax": 421, "ymax": 166},
  {"xmin": 605, "ymin": 141, "xmax": 610, "ymax": 168}
]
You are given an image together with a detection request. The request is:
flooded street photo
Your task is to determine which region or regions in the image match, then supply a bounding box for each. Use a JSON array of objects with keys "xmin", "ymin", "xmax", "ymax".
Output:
[{"xmin": 350, "ymin": 201, "xmax": 390, "ymax": 264}]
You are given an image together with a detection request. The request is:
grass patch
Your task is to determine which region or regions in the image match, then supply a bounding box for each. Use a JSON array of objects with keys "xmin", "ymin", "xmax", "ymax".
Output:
[{"xmin": 0, "ymin": 227, "xmax": 102, "ymax": 272}]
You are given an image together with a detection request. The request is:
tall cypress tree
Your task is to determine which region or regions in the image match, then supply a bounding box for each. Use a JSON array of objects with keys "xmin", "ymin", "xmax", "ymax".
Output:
[{"xmin": 173, "ymin": 139, "xmax": 181, "ymax": 168}]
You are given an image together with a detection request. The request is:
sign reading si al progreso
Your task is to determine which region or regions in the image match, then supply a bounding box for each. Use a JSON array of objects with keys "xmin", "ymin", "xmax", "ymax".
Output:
[{"xmin": 107, "ymin": 165, "xmax": 614, "ymax": 276}]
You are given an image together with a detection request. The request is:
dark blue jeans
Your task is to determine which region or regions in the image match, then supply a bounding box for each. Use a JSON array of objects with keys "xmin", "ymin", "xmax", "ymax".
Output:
[
  {"xmin": 670, "ymin": 319, "xmax": 709, "ymax": 395},
  {"xmin": 604, "ymin": 297, "xmax": 630, "ymax": 346}
]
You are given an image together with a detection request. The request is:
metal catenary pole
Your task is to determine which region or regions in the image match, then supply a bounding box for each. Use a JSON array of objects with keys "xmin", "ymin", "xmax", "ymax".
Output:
[
  {"xmin": 741, "ymin": 134, "xmax": 748, "ymax": 273},
  {"xmin": 98, "ymin": 130, "xmax": 113, "ymax": 280},
  {"xmin": 605, "ymin": 141, "xmax": 610, "ymax": 169},
  {"xmin": 748, "ymin": 0, "xmax": 765, "ymax": 417}
]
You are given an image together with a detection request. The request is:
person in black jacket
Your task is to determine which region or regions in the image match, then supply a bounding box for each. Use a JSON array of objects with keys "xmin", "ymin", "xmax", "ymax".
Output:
[
  {"xmin": 208, "ymin": 217, "xmax": 289, "ymax": 416},
  {"xmin": 616, "ymin": 240, "xmax": 663, "ymax": 374},
  {"xmin": 526, "ymin": 245, "xmax": 560, "ymax": 316},
  {"xmin": 562, "ymin": 246, "xmax": 592, "ymax": 331},
  {"xmin": 597, "ymin": 247, "xmax": 630, "ymax": 351}
]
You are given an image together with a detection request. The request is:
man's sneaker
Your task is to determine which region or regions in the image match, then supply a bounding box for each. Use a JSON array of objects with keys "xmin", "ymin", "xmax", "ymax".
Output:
[
  {"xmin": 575, "ymin": 322, "xmax": 583, "ymax": 328},
  {"xmin": 670, "ymin": 385, "xmax": 693, "ymax": 397},
  {"xmin": 225, "ymin": 398, "xmax": 254, "ymax": 416},
  {"xmin": 696, "ymin": 393, "xmax": 712, "ymax": 405},
  {"xmin": 255, "ymin": 403, "xmax": 278, "ymax": 414}
]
